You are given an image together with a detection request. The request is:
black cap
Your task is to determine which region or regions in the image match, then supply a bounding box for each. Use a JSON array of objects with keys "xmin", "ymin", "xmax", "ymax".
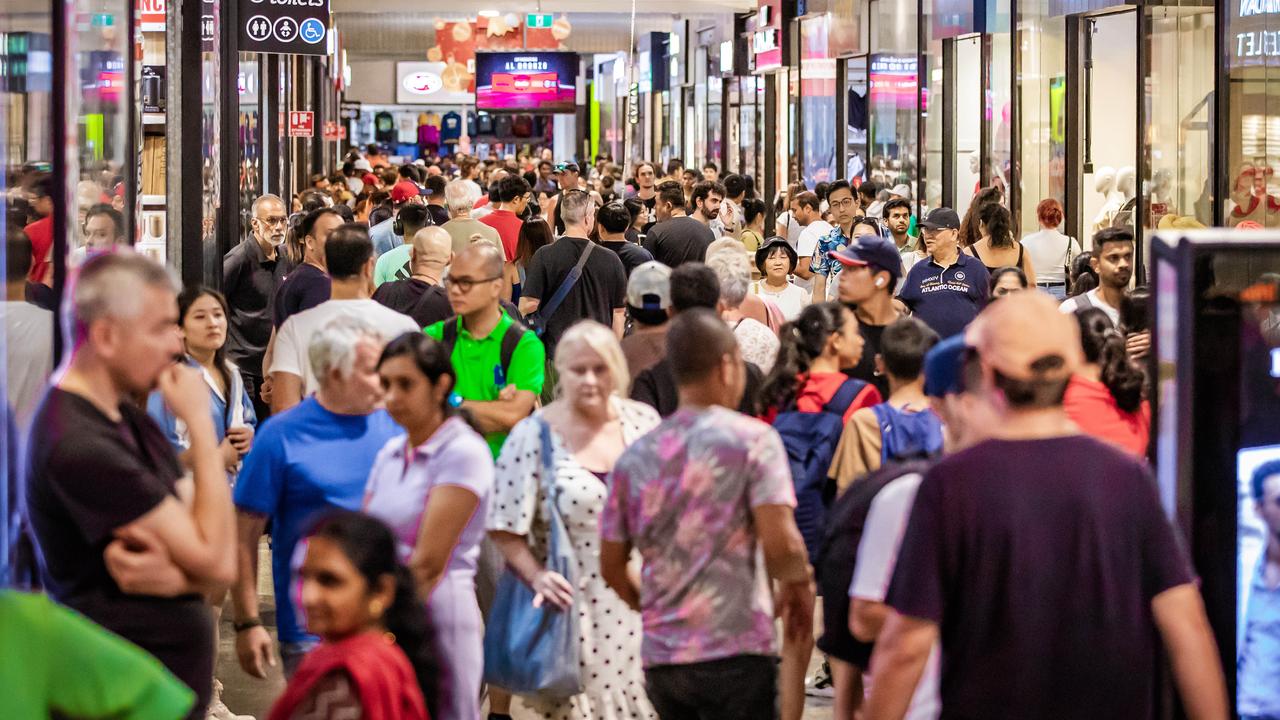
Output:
[
  {"xmin": 554, "ymin": 161, "xmax": 581, "ymax": 174},
  {"xmin": 919, "ymin": 207, "xmax": 961, "ymax": 230}
]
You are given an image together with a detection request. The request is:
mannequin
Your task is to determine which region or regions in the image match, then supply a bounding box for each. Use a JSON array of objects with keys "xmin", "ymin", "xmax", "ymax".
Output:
[
  {"xmin": 1116, "ymin": 166, "xmax": 1136, "ymax": 202},
  {"xmin": 1229, "ymin": 163, "xmax": 1280, "ymax": 225},
  {"xmin": 1091, "ymin": 166, "xmax": 1117, "ymax": 232},
  {"xmin": 1109, "ymin": 166, "xmax": 1138, "ymax": 231}
]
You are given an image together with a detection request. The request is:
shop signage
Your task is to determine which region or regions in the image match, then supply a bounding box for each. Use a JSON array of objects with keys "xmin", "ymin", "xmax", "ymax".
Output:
[
  {"xmin": 287, "ymin": 111, "xmax": 314, "ymax": 137},
  {"xmin": 322, "ymin": 121, "xmax": 339, "ymax": 140},
  {"xmin": 627, "ymin": 83, "xmax": 639, "ymax": 124},
  {"xmin": 239, "ymin": 0, "xmax": 330, "ymax": 56},
  {"xmin": 139, "ymin": 0, "xmax": 165, "ymax": 30},
  {"xmin": 753, "ymin": 0, "xmax": 784, "ymax": 72},
  {"xmin": 1233, "ymin": 0, "xmax": 1280, "ymax": 65},
  {"xmin": 527, "ymin": 13, "xmax": 554, "ymax": 29},
  {"xmin": 1240, "ymin": 0, "xmax": 1280, "ymax": 16},
  {"xmin": 338, "ymin": 125, "xmax": 347, "ymax": 139},
  {"xmin": 720, "ymin": 41, "xmax": 734, "ymax": 74},
  {"xmin": 395, "ymin": 61, "xmax": 475, "ymax": 104}
]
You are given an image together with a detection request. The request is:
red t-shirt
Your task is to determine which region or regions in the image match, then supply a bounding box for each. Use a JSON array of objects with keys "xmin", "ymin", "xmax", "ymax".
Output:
[
  {"xmin": 479, "ymin": 208, "xmax": 523, "ymax": 262},
  {"xmin": 762, "ymin": 371, "xmax": 883, "ymax": 424},
  {"xmin": 1063, "ymin": 375, "xmax": 1151, "ymax": 457},
  {"xmin": 24, "ymin": 215, "xmax": 52, "ymax": 284}
]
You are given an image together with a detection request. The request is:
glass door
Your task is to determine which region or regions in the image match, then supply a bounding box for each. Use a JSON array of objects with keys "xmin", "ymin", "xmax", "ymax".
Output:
[
  {"xmin": 1077, "ymin": 10, "xmax": 1137, "ymax": 249},
  {"xmin": 844, "ymin": 55, "xmax": 869, "ymax": 183},
  {"xmin": 954, "ymin": 34, "xmax": 981, "ymax": 217}
]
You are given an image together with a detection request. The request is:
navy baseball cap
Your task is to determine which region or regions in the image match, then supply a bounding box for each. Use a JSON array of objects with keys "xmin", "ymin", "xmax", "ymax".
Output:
[
  {"xmin": 924, "ymin": 334, "xmax": 970, "ymax": 398},
  {"xmin": 919, "ymin": 207, "xmax": 961, "ymax": 231},
  {"xmin": 830, "ymin": 235, "xmax": 903, "ymax": 282}
]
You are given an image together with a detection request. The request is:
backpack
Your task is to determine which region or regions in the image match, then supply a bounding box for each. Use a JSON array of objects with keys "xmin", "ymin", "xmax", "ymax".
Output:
[
  {"xmin": 772, "ymin": 378, "xmax": 870, "ymax": 563},
  {"xmin": 440, "ymin": 315, "xmax": 532, "ymax": 387},
  {"xmin": 871, "ymin": 403, "xmax": 945, "ymax": 463},
  {"xmin": 815, "ymin": 459, "xmax": 933, "ymax": 668}
]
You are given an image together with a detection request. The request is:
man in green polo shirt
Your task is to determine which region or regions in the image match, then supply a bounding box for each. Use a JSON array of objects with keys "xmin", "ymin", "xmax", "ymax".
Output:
[{"xmin": 425, "ymin": 241, "xmax": 544, "ymax": 457}]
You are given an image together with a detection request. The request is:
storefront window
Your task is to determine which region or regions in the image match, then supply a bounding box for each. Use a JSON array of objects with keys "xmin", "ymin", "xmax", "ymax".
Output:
[
  {"xmin": 1223, "ymin": 0, "xmax": 1276, "ymax": 228},
  {"xmin": 740, "ymin": 76, "xmax": 757, "ymax": 180},
  {"xmin": 801, "ymin": 15, "xmax": 836, "ymax": 188},
  {"xmin": 845, "ymin": 56, "xmax": 869, "ymax": 184},
  {"xmin": 708, "ymin": 77, "xmax": 723, "ymax": 170},
  {"xmin": 870, "ymin": 0, "xmax": 918, "ymax": 192},
  {"xmin": 987, "ymin": 32, "xmax": 1013, "ymax": 212},
  {"xmin": 956, "ymin": 35, "xmax": 982, "ymax": 216},
  {"xmin": 1081, "ymin": 11, "xmax": 1137, "ymax": 247},
  {"xmin": 922, "ymin": 37, "xmax": 943, "ymax": 212},
  {"xmin": 1018, "ymin": 0, "xmax": 1067, "ymax": 235},
  {"xmin": 1145, "ymin": 4, "xmax": 1214, "ymax": 231}
]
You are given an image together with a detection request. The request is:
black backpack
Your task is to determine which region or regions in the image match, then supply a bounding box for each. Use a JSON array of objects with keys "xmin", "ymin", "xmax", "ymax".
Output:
[
  {"xmin": 815, "ymin": 459, "xmax": 933, "ymax": 669},
  {"xmin": 439, "ymin": 315, "xmax": 532, "ymax": 385}
]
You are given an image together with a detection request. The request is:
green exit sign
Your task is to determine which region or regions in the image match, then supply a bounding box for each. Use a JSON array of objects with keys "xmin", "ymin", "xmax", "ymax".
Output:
[{"xmin": 527, "ymin": 13, "xmax": 554, "ymax": 29}]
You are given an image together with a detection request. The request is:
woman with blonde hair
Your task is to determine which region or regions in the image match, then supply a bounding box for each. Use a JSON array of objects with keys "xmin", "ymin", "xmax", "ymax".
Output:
[{"xmin": 488, "ymin": 320, "xmax": 659, "ymax": 719}]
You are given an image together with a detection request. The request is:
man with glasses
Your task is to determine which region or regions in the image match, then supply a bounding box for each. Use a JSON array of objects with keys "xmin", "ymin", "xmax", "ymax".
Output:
[
  {"xmin": 425, "ymin": 242, "xmax": 545, "ymax": 458},
  {"xmin": 809, "ymin": 180, "xmax": 863, "ymax": 302},
  {"xmin": 897, "ymin": 207, "xmax": 990, "ymax": 338},
  {"xmin": 479, "ymin": 174, "xmax": 531, "ymax": 261},
  {"xmin": 224, "ymin": 193, "xmax": 290, "ymax": 420}
]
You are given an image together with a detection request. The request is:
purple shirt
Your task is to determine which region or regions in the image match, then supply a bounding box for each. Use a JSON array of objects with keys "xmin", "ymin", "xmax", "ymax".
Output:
[
  {"xmin": 363, "ymin": 417, "xmax": 494, "ymax": 585},
  {"xmin": 600, "ymin": 406, "xmax": 796, "ymax": 667}
]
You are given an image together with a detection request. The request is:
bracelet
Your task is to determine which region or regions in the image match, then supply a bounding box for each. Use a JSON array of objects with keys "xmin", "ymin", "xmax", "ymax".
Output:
[{"xmin": 233, "ymin": 617, "xmax": 263, "ymax": 633}]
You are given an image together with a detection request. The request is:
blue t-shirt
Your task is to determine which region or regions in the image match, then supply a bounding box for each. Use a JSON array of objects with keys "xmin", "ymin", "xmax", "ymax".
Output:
[
  {"xmin": 441, "ymin": 111, "xmax": 463, "ymax": 142},
  {"xmin": 369, "ymin": 217, "xmax": 401, "ymax": 259},
  {"xmin": 897, "ymin": 252, "xmax": 990, "ymax": 339},
  {"xmin": 232, "ymin": 398, "xmax": 402, "ymax": 643}
]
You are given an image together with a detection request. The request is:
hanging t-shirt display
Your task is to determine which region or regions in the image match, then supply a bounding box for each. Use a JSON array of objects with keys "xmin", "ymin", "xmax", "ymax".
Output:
[
  {"xmin": 476, "ymin": 111, "xmax": 495, "ymax": 135},
  {"xmin": 374, "ymin": 111, "xmax": 396, "ymax": 144},
  {"xmin": 397, "ymin": 113, "xmax": 417, "ymax": 144},
  {"xmin": 418, "ymin": 123, "xmax": 440, "ymax": 150},
  {"xmin": 493, "ymin": 114, "xmax": 513, "ymax": 137},
  {"xmin": 467, "ymin": 111, "xmax": 478, "ymax": 137},
  {"xmin": 441, "ymin": 111, "xmax": 463, "ymax": 142},
  {"xmin": 511, "ymin": 114, "xmax": 533, "ymax": 138}
]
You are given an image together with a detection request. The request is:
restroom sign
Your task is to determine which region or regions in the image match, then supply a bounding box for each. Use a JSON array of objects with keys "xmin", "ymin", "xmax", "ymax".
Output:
[
  {"xmin": 288, "ymin": 111, "xmax": 314, "ymax": 138},
  {"xmin": 239, "ymin": 0, "xmax": 329, "ymax": 55}
]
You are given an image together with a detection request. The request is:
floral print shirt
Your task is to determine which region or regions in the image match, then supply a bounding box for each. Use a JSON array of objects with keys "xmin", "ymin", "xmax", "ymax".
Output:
[
  {"xmin": 600, "ymin": 406, "xmax": 796, "ymax": 667},
  {"xmin": 808, "ymin": 224, "xmax": 851, "ymax": 299}
]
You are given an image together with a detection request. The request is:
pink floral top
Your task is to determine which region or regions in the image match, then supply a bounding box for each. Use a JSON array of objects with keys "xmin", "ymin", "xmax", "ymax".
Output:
[{"xmin": 600, "ymin": 405, "xmax": 796, "ymax": 667}]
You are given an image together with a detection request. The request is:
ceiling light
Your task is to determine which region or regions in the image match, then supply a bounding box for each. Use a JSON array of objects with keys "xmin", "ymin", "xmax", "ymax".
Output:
[{"xmin": 478, "ymin": 9, "xmax": 500, "ymax": 17}]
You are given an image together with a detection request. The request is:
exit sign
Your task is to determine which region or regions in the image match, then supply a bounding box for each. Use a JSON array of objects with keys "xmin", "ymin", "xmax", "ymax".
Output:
[{"xmin": 526, "ymin": 13, "xmax": 553, "ymax": 29}]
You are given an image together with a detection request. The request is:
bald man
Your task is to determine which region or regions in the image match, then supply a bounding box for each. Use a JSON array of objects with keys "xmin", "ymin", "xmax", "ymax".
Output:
[{"xmin": 371, "ymin": 226, "xmax": 454, "ymax": 328}]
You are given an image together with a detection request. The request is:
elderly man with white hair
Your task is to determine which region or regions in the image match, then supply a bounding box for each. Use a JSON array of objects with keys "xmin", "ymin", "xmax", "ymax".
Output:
[
  {"xmin": 231, "ymin": 314, "xmax": 407, "ymax": 679},
  {"xmin": 441, "ymin": 179, "xmax": 502, "ymax": 253}
]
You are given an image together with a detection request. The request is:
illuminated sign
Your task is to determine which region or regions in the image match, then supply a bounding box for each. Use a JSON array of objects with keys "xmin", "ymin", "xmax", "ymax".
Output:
[
  {"xmin": 402, "ymin": 70, "xmax": 443, "ymax": 95},
  {"xmin": 1241, "ymin": 0, "xmax": 1280, "ymax": 16}
]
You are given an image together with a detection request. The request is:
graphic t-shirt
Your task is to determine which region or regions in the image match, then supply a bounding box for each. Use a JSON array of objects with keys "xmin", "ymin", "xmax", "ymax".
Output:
[
  {"xmin": 374, "ymin": 111, "xmax": 396, "ymax": 144},
  {"xmin": 234, "ymin": 398, "xmax": 403, "ymax": 643},
  {"xmin": 441, "ymin": 111, "xmax": 463, "ymax": 142},
  {"xmin": 601, "ymin": 406, "xmax": 796, "ymax": 667},
  {"xmin": 897, "ymin": 253, "xmax": 990, "ymax": 339},
  {"xmin": 886, "ymin": 435, "xmax": 1194, "ymax": 719}
]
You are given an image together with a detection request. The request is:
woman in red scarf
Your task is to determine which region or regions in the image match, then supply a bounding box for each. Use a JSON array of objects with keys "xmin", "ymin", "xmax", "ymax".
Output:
[{"xmin": 268, "ymin": 511, "xmax": 437, "ymax": 720}]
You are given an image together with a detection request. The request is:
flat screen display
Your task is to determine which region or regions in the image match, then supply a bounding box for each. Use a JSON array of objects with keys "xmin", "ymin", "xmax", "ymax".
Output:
[
  {"xmin": 1235, "ymin": 275, "xmax": 1280, "ymax": 716},
  {"xmin": 475, "ymin": 52, "xmax": 578, "ymax": 113}
]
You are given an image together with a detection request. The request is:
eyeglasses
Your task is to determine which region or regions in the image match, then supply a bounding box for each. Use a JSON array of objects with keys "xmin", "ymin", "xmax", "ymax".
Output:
[
  {"xmin": 444, "ymin": 275, "xmax": 503, "ymax": 293},
  {"xmin": 256, "ymin": 216, "xmax": 289, "ymax": 227},
  {"xmin": 830, "ymin": 197, "xmax": 859, "ymax": 209}
]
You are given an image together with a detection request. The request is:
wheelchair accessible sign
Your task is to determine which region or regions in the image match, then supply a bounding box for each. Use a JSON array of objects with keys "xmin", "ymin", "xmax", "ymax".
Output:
[{"xmin": 240, "ymin": 0, "xmax": 329, "ymax": 56}]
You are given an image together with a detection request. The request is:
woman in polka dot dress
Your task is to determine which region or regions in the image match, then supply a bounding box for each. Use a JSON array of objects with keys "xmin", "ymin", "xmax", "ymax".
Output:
[{"xmin": 488, "ymin": 322, "xmax": 659, "ymax": 719}]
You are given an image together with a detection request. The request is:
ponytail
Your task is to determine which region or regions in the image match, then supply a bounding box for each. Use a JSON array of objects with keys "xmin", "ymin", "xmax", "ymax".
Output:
[
  {"xmin": 1075, "ymin": 307, "xmax": 1144, "ymax": 414},
  {"xmin": 760, "ymin": 302, "xmax": 846, "ymax": 412}
]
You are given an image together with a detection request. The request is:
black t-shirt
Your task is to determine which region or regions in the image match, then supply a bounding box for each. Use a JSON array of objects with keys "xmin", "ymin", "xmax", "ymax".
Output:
[
  {"xmin": 631, "ymin": 357, "xmax": 762, "ymax": 417},
  {"xmin": 601, "ymin": 239, "xmax": 655, "ymax": 278},
  {"xmin": 642, "ymin": 216, "xmax": 715, "ymax": 269},
  {"xmin": 223, "ymin": 238, "xmax": 287, "ymax": 376},
  {"xmin": 886, "ymin": 436, "xmax": 1194, "ymax": 719},
  {"xmin": 841, "ymin": 312, "xmax": 902, "ymax": 400},
  {"xmin": 26, "ymin": 388, "xmax": 214, "ymax": 708},
  {"xmin": 372, "ymin": 278, "xmax": 452, "ymax": 329},
  {"xmin": 522, "ymin": 236, "xmax": 627, "ymax": 355},
  {"xmin": 427, "ymin": 204, "xmax": 450, "ymax": 227},
  {"xmin": 271, "ymin": 262, "xmax": 331, "ymax": 328}
]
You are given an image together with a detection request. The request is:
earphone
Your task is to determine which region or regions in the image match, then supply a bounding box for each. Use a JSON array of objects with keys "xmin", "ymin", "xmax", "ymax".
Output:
[{"xmin": 875, "ymin": 278, "xmax": 885, "ymax": 287}]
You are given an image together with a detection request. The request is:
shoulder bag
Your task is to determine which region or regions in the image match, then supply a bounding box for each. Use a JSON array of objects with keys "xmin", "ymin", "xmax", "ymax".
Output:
[
  {"xmin": 526, "ymin": 241, "xmax": 595, "ymax": 337},
  {"xmin": 481, "ymin": 418, "xmax": 584, "ymax": 698}
]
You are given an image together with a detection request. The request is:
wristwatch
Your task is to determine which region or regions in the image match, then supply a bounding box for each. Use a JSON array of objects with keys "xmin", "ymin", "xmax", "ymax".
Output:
[{"xmin": 233, "ymin": 617, "xmax": 264, "ymax": 633}]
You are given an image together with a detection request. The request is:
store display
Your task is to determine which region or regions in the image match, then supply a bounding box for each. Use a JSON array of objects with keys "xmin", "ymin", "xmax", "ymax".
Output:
[{"xmin": 141, "ymin": 65, "xmax": 165, "ymax": 113}]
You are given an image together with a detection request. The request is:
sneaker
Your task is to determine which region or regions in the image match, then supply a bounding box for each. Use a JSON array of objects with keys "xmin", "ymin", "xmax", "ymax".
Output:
[
  {"xmin": 206, "ymin": 679, "xmax": 256, "ymax": 720},
  {"xmin": 804, "ymin": 660, "xmax": 835, "ymax": 698}
]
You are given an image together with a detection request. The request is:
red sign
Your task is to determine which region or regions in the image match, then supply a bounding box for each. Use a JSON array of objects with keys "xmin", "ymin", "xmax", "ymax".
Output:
[
  {"xmin": 322, "ymin": 121, "xmax": 339, "ymax": 140},
  {"xmin": 287, "ymin": 111, "xmax": 314, "ymax": 138},
  {"xmin": 338, "ymin": 125, "xmax": 347, "ymax": 139},
  {"xmin": 139, "ymin": 0, "xmax": 166, "ymax": 28}
]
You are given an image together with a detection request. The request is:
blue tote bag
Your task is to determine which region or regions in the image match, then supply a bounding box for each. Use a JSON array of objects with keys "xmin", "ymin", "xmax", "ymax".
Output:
[{"xmin": 482, "ymin": 418, "xmax": 584, "ymax": 698}]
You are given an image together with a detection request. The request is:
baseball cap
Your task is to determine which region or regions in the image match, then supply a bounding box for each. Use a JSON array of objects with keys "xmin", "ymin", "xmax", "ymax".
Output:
[
  {"xmin": 391, "ymin": 180, "xmax": 425, "ymax": 204},
  {"xmin": 361, "ymin": 172, "xmax": 379, "ymax": 188},
  {"xmin": 924, "ymin": 334, "xmax": 970, "ymax": 398},
  {"xmin": 626, "ymin": 261, "xmax": 672, "ymax": 311},
  {"xmin": 353, "ymin": 158, "xmax": 373, "ymax": 172},
  {"xmin": 891, "ymin": 183, "xmax": 912, "ymax": 199},
  {"xmin": 554, "ymin": 161, "xmax": 581, "ymax": 174},
  {"xmin": 919, "ymin": 207, "xmax": 961, "ymax": 231},
  {"xmin": 964, "ymin": 291, "xmax": 1082, "ymax": 383},
  {"xmin": 830, "ymin": 235, "xmax": 904, "ymax": 282}
]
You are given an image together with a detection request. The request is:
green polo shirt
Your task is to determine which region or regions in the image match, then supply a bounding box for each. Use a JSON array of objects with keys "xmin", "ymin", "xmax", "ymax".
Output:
[{"xmin": 425, "ymin": 309, "xmax": 546, "ymax": 457}]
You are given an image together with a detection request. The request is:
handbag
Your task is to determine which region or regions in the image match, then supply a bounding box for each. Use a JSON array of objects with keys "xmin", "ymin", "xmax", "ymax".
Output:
[
  {"xmin": 525, "ymin": 240, "xmax": 595, "ymax": 337},
  {"xmin": 482, "ymin": 418, "xmax": 584, "ymax": 698}
]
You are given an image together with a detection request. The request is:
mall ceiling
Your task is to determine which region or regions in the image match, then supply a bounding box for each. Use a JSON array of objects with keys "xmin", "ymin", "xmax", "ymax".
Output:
[{"xmin": 330, "ymin": 0, "xmax": 754, "ymax": 13}]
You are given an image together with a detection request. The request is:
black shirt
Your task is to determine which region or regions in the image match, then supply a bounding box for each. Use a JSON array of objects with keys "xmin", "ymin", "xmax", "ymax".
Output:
[
  {"xmin": 26, "ymin": 388, "xmax": 214, "ymax": 709},
  {"xmin": 271, "ymin": 262, "xmax": 331, "ymax": 328},
  {"xmin": 886, "ymin": 436, "xmax": 1194, "ymax": 719},
  {"xmin": 427, "ymin": 204, "xmax": 450, "ymax": 227},
  {"xmin": 631, "ymin": 357, "xmax": 763, "ymax": 417},
  {"xmin": 223, "ymin": 238, "xmax": 287, "ymax": 376},
  {"xmin": 601, "ymin": 239, "xmax": 655, "ymax": 278},
  {"xmin": 841, "ymin": 311, "xmax": 904, "ymax": 400},
  {"xmin": 642, "ymin": 216, "xmax": 715, "ymax": 269},
  {"xmin": 522, "ymin": 236, "xmax": 627, "ymax": 355},
  {"xmin": 372, "ymin": 278, "xmax": 453, "ymax": 329},
  {"xmin": 24, "ymin": 281, "xmax": 56, "ymax": 311}
]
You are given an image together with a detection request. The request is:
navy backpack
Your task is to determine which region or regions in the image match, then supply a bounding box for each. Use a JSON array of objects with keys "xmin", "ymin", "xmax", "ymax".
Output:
[
  {"xmin": 870, "ymin": 403, "xmax": 944, "ymax": 463},
  {"xmin": 773, "ymin": 378, "xmax": 871, "ymax": 562}
]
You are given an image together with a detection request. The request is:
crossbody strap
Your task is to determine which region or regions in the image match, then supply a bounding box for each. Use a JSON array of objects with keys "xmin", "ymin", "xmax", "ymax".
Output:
[{"xmin": 538, "ymin": 241, "xmax": 596, "ymax": 323}]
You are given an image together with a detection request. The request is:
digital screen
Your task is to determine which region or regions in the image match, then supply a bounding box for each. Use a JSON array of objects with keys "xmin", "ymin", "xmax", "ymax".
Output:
[
  {"xmin": 475, "ymin": 52, "xmax": 578, "ymax": 113},
  {"xmin": 1236, "ymin": 277, "xmax": 1280, "ymax": 716}
]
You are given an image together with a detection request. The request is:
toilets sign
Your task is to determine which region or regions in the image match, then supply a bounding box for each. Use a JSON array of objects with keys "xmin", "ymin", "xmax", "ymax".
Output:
[{"xmin": 239, "ymin": 0, "xmax": 330, "ymax": 55}]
